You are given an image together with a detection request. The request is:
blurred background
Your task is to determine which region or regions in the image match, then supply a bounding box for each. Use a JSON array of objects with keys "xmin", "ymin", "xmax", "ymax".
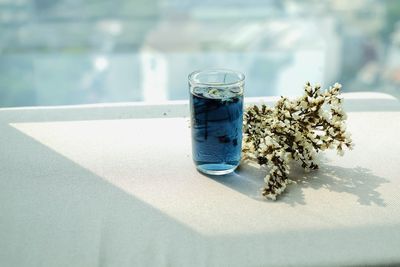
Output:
[{"xmin": 0, "ymin": 0, "xmax": 399, "ymax": 107}]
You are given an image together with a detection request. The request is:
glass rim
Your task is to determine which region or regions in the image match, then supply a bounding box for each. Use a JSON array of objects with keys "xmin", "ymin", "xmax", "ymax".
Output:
[{"xmin": 188, "ymin": 68, "xmax": 245, "ymax": 87}]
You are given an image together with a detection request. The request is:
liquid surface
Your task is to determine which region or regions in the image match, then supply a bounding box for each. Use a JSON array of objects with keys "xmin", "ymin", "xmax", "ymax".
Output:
[{"xmin": 190, "ymin": 87, "xmax": 243, "ymax": 174}]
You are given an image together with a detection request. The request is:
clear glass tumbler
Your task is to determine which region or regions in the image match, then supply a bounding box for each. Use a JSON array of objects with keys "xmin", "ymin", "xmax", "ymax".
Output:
[{"xmin": 189, "ymin": 69, "xmax": 245, "ymax": 175}]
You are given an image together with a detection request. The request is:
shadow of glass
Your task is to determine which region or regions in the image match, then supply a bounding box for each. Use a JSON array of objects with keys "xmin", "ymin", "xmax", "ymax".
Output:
[
  {"xmin": 208, "ymin": 157, "xmax": 389, "ymax": 206},
  {"xmin": 204, "ymin": 163, "xmax": 267, "ymax": 201}
]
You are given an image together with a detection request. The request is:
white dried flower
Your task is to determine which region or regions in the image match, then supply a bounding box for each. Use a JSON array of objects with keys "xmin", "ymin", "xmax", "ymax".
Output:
[
  {"xmin": 334, "ymin": 82, "xmax": 342, "ymax": 89},
  {"xmin": 242, "ymin": 82, "xmax": 353, "ymax": 200},
  {"xmin": 300, "ymin": 101, "xmax": 308, "ymax": 109}
]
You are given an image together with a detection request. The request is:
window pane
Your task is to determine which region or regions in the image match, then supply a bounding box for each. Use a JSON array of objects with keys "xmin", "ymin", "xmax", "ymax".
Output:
[{"xmin": 0, "ymin": 0, "xmax": 399, "ymax": 107}]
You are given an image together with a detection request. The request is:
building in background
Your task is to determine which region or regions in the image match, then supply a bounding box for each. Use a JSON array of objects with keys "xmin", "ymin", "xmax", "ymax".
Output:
[{"xmin": 0, "ymin": 0, "xmax": 399, "ymax": 107}]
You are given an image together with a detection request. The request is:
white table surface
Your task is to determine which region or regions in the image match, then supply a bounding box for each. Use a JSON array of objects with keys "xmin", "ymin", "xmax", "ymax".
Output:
[{"xmin": 1, "ymin": 93, "xmax": 400, "ymax": 267}]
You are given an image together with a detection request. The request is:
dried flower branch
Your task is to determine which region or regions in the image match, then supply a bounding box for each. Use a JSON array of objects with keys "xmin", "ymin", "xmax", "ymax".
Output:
[{"xmin": 242, "ymin": 82, "xmax": 354, "ymax": 200}]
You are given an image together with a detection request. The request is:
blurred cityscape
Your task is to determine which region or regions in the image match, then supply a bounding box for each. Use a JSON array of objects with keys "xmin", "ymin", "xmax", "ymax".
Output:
[{"xmin": 0, "ymin": 0, "xmax": 399, "ymax": 107}]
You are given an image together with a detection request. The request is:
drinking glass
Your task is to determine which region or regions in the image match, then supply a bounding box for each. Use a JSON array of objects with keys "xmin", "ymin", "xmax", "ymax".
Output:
[{"xmin": 189, "ymin": 69, "xmax": 245, "ymax": 175}]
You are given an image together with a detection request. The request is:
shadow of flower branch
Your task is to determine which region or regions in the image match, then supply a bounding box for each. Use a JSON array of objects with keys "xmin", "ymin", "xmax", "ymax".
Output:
[
  {"xmin": 280, "ymin": 160, "xmax": 389, "ymax": 206},
  {"xmin": 208, "ymin": 157, "xmax": 389, "ymax": 206}
]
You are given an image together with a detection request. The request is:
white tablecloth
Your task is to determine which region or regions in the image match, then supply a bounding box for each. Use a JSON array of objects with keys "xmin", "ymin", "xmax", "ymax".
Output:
[{"xmin": 1, "ymin": 93, "xmax": 400, "ymax": 266}]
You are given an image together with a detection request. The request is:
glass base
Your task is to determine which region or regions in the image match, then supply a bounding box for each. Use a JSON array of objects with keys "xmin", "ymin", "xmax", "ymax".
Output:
[{"xmin": 196, "ymin": 163, "xmax": 238, "ymax": 175}]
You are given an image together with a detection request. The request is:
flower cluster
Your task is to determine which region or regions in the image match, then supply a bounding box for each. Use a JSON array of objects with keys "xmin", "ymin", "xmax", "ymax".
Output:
[{"xmin": 242, "ymin": 82, "xmax": 354, "ymax": 200}]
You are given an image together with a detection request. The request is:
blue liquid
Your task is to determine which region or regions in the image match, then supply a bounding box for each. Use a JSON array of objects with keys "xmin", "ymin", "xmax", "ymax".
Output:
[{"xmin": 190, "ymin": 87, "xmax": 243, "ymax": 175}]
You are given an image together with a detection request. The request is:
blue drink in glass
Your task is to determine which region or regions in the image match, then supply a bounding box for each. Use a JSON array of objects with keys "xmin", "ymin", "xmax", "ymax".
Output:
[{"xmin": 189, "ymin": 70, "xmax": 244, "ymax": 175}]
